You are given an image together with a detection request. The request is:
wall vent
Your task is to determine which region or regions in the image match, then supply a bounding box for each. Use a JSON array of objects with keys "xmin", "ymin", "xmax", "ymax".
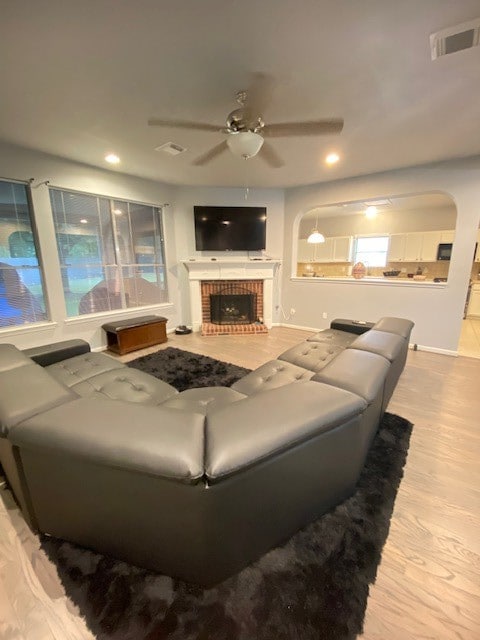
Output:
[
  {"xmin": 430, "ymin": 18, "xmax": 480, "ymax": 60},
  {"xmin": 155, "ymin": 142, "xmax": 186, "ymax": 155}
]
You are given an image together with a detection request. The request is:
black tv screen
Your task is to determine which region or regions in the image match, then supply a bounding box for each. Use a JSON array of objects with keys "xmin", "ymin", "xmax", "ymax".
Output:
[{"xmin": 194, "ymin": 206, "xmax": 267, "ymax": 251}]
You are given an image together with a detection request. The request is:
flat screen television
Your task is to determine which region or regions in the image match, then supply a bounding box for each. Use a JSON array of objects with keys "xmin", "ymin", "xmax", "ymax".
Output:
[{"xmin": 194, "ymin": 206, "xmax": 267, "ymax": 251}]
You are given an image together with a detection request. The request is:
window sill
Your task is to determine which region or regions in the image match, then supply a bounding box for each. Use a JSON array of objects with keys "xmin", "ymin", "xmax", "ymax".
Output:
[
  {"xmin": 0, "ymin": 321, "xmax": 58, "ymax": 336},
  {"xmin": 63, "ymin": 302, "xmax": 173, "ymax": 325}
]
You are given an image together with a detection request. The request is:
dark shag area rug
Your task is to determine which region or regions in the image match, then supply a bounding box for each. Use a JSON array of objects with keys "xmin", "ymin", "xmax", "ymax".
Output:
[
  {"xmin": 41, "ymin": 347, "xmax": 413, "ymax": 640},
  {"xmin": 127, "ymin": 346, "xmax": 252, "ymax": 391}
]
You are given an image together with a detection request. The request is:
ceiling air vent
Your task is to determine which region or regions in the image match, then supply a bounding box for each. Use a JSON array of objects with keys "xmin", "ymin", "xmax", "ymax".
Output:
[
  {"xmin": 430, "ymin": 18, "xmax": 480, "ymax": 60},
  {"xmin": 155, "ymin": 142, "xmax": 186, "ymax": 155}
]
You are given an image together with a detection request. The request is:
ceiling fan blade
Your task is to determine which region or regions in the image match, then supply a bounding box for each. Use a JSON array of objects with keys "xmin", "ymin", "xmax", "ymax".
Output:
[
  {"xmin": 258, "ymin": 141, "xmax": 284, "ymax": 168},
  {"xmin": 192, "ymin": 140, "xmax": 229, "ymax": 166},
  {"xmin": 148, "ymin": 118, "xmax": 221, "ymax": 132},
  {"xmin": 263, "ymin": 119, "xmax": 344, "ymax": 137}
]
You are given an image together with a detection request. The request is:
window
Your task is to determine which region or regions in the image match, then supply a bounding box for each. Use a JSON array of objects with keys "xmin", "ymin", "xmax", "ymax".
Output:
[
  {"xmin": 353, "ymin": 236, "xmax": 389, "ymax": 267},
  {"xmin": 49, "ymin": 189, "xmax": 168, "ymax": 317},
  {"xmin": 0, "ymin": 180, "xmax": 48, "ymax": 328}
]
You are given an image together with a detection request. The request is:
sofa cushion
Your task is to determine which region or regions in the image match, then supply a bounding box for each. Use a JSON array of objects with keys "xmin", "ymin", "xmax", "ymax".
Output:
[
  {"xmin": 205, "ymin": 381, "xmax": 366, "ymax": 481},
  {"xmin": 373, "ymin": 317, "xmax": 414, "ymax": 340},
  {"xmin": 0, "ymin": 343, "xmax": 32, "ymax": 372},
  {"xmin": 0, "ymin": 362, "xmax": 76, "ymax": 436},
  {"xmin": 162, "ymin": 387, "xmax": 246, "ymax": 415},
  {"xmin": 313, "ymin": 349, "xmax": 389, "ymax": 404},
  {"xmin": 10, "ymin": 397, "xmax": 205, "ymax": 484},
  {"xmin": 306, "ymin": 328, "xmax": 357, "ymax": 347},
  {"xmin": 47, "ymin": 352, "xmax": 124, "ymax": 387},
  {"xmin": 70, "ymin": 368, "xmax": 178, "ymax": 405},
  {"xmin": 348, "ymin": 330, "xmax": 404, "ymax": 362},
  {"xmin": 278, "ymin": 341, "xmax": 344, "ymax": 372},
  {"xmin": 231, "ymin": 359, "xmax": 314, "ymax": 396}
]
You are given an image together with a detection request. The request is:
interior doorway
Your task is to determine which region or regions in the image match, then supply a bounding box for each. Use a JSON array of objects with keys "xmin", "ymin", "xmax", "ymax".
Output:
[{"xmin": 458, "ymin": 319, "xmax": 480, "ymax": 359}]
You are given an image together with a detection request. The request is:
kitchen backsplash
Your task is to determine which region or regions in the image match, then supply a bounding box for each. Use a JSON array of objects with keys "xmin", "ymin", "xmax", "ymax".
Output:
[{"xmin": 297, "ymin": 261, "xmax": 452, "ymax": 279}]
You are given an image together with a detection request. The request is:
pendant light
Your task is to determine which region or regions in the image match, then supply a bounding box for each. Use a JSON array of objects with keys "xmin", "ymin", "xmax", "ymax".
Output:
[{"xmin": 307, "ymin": 215, "xmax": 325, "ymax": 244}]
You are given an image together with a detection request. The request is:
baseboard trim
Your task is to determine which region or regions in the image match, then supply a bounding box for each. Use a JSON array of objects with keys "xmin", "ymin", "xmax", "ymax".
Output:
[
  {"xmin": 411, "ymin": 344, "xmax": 458, "ymax": 357},
  {"xmin": 277, "ymin": 322, "xmax": 320, "ymax": 332}
]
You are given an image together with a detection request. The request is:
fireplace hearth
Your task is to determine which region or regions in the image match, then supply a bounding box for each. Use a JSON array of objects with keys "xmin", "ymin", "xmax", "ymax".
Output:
[{"xmin": 210, "ymin": 286, "xmax": 256, "ymax": 325}]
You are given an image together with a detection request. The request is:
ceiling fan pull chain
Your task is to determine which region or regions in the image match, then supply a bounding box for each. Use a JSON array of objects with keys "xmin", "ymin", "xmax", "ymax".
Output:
[{"xmin": 244, "ymin": 157, "xmax": 249, "ymax": 200}]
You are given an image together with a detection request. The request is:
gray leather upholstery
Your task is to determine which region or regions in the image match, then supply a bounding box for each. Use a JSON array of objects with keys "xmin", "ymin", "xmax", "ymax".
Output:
[
  {"xmin": 0, "ymin": 315, "xmax": 413, "ymax": 585},
  {"xmin": 0, "ymin": 363, "xmax": 75, "ymax": 436},
  {"xmin": 70, "ymin": 368, "xmax": 178, "ymax": 405},
  {"xmin": 313, "ymin": 349, "xmax": 389, "ymax": 404},
  {"xmin": 231, "ymin": 359, "xmax": 313, "ymax": 395},
  {"xmin": 0, "ymin": 343, "xmax": 32, "ymax": 372},
  {"xmin": 278, "ymin": 341, "xmax": 344, "ymax": 372},
  {"xmin": 307, "ymin": 328, "xmax": 357, "ymax": 346},
  {"xmin": 347, "ymin": 329, "xmax": 404, "ymax": 362},
  {"xmin": 373, "ymin": 317, "xmax": 414, "ymax": 340},
  {"xmin": 162, "ymin": 386, "xmax": 245, "ymax": 414},
  {"xmin": 206, "ymin": 381, "xmax": 366, "ymax": 481},
  {"xmin": 313, "ymin": 349, "xmax": 390, "ymax": 453},
  {"xmin": 10, "ymin": 397, "xmax": 205, "ymax": 484},
  {"xmin": 23, "ymin": 339, "xmax": 90, "ymax": 367},
  {"xmin": 47, "ymin": 352, "xmax": 124, "ymax": 387}
]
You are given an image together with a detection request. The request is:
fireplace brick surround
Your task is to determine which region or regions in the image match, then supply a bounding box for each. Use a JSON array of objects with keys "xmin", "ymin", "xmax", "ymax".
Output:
[
  {"xmin": 182, "ymin": 259, "xmax": 280, "ymax": 336},
  {"xmin": 201, "ymin": 280, "xmax": 267, "ymax": 335}
]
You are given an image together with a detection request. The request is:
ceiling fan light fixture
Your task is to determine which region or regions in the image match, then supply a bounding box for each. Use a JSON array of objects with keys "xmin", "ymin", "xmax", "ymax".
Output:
[{"xmin": 227, "ymin": 131, "xmax": 264, "ymax": 159}]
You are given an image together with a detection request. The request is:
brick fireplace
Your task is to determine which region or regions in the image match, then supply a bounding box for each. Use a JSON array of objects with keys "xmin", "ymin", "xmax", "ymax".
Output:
[
  {"xmin": 182, "ymin": 259, "xmax": 280, "ymax": 336},
  {"xmin": 200, "ymin": 280, "xmax": 267, "ymax": 335}
]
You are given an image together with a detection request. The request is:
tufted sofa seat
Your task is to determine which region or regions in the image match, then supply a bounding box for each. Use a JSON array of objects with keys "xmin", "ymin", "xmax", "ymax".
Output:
[
  {"xmin": 46, "ymin": 352, "xmax": 178, "ymax": 405},
  {"xmin": 0, "ymin": 316, "xmax": 413, "ymax": 584}
]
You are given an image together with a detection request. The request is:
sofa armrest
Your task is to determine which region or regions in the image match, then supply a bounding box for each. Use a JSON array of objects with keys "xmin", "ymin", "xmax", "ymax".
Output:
[
  {"xmin": 205, "ymin": 381, "xmax": 366, "ymax": 481},
  {"xmin": 23, "ymin": 339, "xmax": 91, "ymax": 367},
  {"xmin": 9, "ymin": 397, "xmax": 205, "ymax": 484}
]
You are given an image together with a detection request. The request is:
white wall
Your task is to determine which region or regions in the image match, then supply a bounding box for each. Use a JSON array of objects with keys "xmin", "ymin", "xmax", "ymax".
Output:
[
  {"xmin": 283, "ymin": 156, "xmax": 480, "ymax": 354},
  {"xmin": 0, "ymin": 142, "xmax": 180, "ymax": 349},
  {"xmin": 173, "ymin": 186, "xmax": 285, "ymax": 325}
]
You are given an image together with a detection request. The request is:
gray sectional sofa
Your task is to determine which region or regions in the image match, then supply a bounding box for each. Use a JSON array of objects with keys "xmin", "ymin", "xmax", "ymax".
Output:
[{"xmin": 0, "ymin": 316, "xmax": 413, "ymax": 585}]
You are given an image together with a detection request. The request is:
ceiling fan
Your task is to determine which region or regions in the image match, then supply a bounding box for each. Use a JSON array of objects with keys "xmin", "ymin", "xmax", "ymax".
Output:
[{"xmin": 148, "ymin": 79, "xmax": 343, "ymax": 168}]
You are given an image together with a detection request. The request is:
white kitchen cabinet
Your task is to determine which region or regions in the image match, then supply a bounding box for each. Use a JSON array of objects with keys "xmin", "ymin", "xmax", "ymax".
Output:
[
  {"xmin": 420, "ymin": 231, "xmax": 442, "ymax": 261},
  {"xmin": 440, "ymin": 230, "xmax": 455, "ymax": 244},
  {"xmin": 332, "ymin": 236, "xmax": 352, "ymax": 262},
  {"xmin": 388, "ymin": 230, "xmax": 454, "ymax": 262},
  {"xmin": 297, "ymin": 239, "xmax": 315, "ymax": 262},
  {"xmin": 467, "ymin": 285, "xmax": 480, "ymax": 317},
  {"xmin": 404, "ymin": 233, "xmax": 423, "ymax": 261},
  {"xmin": 313, "ymin": 238, "xmax": 334, "ymax": 262},
  {"xmin": 388, "ymin": 234, "xmax": 406, "ymax": 261}
]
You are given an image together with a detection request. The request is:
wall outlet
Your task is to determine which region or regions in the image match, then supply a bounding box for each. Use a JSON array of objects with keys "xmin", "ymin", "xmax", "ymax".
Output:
[
  {"xmin": 322, "ymin": 312, "xmax": 328, "ymax": 319},
  {"xmin": 290, "ymin": 308, "xmax": 296, "ymax": 315}
]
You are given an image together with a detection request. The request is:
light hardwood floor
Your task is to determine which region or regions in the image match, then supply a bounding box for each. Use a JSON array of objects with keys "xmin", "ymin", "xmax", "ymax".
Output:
[{"xmin": 0, "ymin": 327, "xmax": 479, "ymax": 639}]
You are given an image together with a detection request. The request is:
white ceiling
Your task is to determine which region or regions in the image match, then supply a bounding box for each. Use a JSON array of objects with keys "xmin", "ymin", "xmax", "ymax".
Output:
[{"xmin": 1, "ymin": 0, "xmax": 479, "ymax": 189}]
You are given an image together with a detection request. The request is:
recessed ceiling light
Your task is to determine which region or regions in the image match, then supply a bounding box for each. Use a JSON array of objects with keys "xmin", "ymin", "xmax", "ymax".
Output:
[
  {"xmin": 112, "ymin": 209, "xmax": 123, "ymax": 215},
  {"xmin": 105, "ymin": 153, "xmax": 120, "ymax": 164},
  {"xmin": 365, "ymin": 206, "xmax": 378, "ymax": 219},
  {"xmin": 325, "ymin": 153, "xmax": 340, "ymax": 165},
  {"xmin": 80, "ymin": 218, "xmax": 88, "ymax": 224}
]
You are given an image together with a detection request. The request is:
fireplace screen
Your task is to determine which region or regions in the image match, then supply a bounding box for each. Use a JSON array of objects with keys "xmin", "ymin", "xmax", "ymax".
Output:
[{"xmin": 210, "ymin": 285, "xmax": 256, "ymax": 325}]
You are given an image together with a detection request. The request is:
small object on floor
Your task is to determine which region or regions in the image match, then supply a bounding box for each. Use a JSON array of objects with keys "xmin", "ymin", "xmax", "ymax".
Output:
[{"xmin": 175, "ymin": 325, "xmax": 192, "ymax": 335}]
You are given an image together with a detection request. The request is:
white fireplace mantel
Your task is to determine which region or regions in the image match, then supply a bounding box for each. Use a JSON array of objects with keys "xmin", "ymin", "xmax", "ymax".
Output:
[{"xmin": 182, "ymin": 259, "xmax": 281, "ymax": 331}]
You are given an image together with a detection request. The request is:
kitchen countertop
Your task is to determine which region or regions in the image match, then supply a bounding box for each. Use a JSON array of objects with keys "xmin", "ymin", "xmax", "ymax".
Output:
[{"xmin": 293, "ymin": 275, "xmax": 447, "ymax": 286}]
